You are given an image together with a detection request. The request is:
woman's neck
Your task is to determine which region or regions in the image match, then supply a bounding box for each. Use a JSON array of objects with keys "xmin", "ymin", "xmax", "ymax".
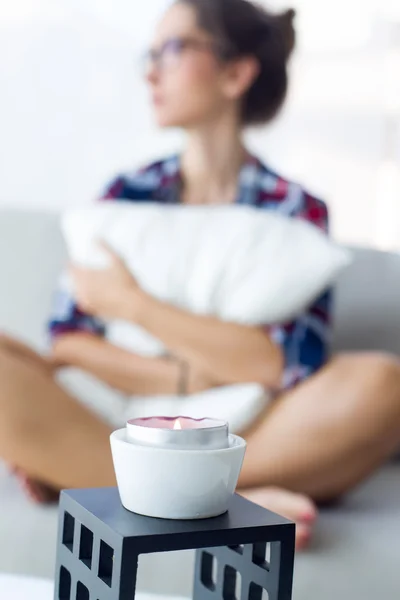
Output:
[{"xmin": 181, "ymin": 115, "xmax": 247, "ymax": 205}]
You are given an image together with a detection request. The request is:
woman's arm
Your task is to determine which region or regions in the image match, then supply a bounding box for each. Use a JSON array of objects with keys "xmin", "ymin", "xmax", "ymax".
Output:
[
  {"xmin": 51, "ymin": 332, "xmax": 217, "ymax": 395},
  {"xmin": 49, "ymin": 263, "xmax": 219, "ymax": 395},
  {"xmin": 127, "ymin": 294, "xmax": 284, "ymax": 389},
  {"xmin": 48, "ymin": 268, "xmax": 182, "ymax": 395},
  {"xmin": 70, "ymin": 245, "xmax": 284, "ymax": 390}
]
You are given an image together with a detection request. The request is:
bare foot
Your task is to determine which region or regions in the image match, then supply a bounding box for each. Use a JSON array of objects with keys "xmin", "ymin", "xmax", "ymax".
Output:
[
  {"xmin": 239, "ymin": 486, "xmax": 317, "ymax": 550},
  {"xmin": 13, "ymin": 468, "xmax": 59, "ymax": 504}
]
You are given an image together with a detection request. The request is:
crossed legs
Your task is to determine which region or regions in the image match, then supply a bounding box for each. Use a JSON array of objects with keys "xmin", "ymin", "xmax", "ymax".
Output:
[{"xmin": 0, "ymin": 337, "xmax": 399, "ymax": 547}]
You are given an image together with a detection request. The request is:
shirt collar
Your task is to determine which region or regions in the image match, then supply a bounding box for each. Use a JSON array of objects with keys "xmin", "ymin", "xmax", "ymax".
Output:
[{"xmin": 155, "ymin": 153, "xmax": 262, "ymax": 206}]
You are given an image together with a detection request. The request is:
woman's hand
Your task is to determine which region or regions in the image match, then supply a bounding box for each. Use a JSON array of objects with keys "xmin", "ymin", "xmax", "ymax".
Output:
[
  {"xmin": 69, "ymin": 242, "xmax": 146, "ymax": 321},
  {"xmin": 187, "ymin": 363, "xmax": 221, "ymax": 394}
]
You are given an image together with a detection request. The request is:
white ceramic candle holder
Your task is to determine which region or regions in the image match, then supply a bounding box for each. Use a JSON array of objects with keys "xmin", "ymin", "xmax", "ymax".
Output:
[{"xmin": 110, "ymin": 422, "xmax": 246, "ymax": 520}]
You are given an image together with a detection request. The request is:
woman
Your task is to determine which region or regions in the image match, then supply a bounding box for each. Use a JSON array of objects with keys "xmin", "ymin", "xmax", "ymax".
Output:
[{"xmin": 2, "ymin": 0, "xmax": 400, "ymax": 551}]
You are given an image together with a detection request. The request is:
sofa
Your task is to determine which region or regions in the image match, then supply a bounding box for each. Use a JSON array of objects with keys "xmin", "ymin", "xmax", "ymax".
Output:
[{"xmin": 0, "ymin": 208, "xmax": 399, "ymax": 599}]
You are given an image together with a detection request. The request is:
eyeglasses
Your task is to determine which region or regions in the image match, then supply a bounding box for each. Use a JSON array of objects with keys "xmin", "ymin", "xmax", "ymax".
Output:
[{"xmin": 142, "ymin": 36, "xmax": 222, "ymax": 72}]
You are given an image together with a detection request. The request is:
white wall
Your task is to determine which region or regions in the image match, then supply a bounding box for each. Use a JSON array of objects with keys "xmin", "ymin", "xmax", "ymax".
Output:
[{"xmin": 0, "ymin": 0, "xmax": 399, "ymax": 248}]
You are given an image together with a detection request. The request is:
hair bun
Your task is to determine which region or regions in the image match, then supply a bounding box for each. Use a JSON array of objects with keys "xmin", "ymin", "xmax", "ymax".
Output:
[
  {"xmin": 277, "ymin": 8, "xmax": 296, "ymax": 60},
  {"xmin": 284, "ymin": 8, "xmax": 296, "ymax": 23}
]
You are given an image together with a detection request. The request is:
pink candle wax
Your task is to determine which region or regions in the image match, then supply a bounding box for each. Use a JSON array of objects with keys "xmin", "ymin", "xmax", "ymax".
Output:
[{"xmin": 126, "ymin": 416, "xmax": 229, "ymax": 450}]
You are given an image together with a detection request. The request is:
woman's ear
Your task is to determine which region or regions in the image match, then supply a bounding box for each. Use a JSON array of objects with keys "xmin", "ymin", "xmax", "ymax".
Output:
[{"xmin": 221, "ymin": 56, "xmax": 260, "ymax": 100}]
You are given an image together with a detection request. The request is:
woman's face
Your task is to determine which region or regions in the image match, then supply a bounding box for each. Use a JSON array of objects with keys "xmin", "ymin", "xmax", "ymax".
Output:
[{"xmin": 145, "ymin": 3, "xmax": 234, "ymax": 129}]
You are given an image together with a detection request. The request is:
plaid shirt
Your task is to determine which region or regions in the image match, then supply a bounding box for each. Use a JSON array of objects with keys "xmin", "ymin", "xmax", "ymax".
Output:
[{"xmin": 49, "ymin": 155, "xmax": 331, "ymax": 388}]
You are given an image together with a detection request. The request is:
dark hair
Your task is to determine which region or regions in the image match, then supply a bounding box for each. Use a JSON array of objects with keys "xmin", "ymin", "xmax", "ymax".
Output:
[{"xmin": 179, "ymin": 0, "xmax": 296, "ymax": 125}]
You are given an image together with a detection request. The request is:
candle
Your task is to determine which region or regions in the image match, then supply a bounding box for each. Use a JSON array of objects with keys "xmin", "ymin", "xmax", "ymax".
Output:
[
  {"xmin": 112, "ymin": 416, "xmax": 246, "ymax": 518},
  {"xmin": 126, "ymin": 416, "xmax": 229, "ymax": 450}
]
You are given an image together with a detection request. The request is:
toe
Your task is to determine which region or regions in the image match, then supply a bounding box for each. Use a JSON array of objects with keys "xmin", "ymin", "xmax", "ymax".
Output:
[{"xmin": 295, "ymin": 524, "xmax": 312, "ymax": 550}]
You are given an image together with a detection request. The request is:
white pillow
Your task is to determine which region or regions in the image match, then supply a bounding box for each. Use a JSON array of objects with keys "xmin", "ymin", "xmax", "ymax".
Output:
[{"xmin": 62, "ymin": 203, "xmax": 350, "ymax": 333}]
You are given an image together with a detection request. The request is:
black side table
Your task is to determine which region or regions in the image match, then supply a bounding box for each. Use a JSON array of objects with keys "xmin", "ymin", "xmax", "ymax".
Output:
[{"xmin": 55, "ymin": 487, "xmax": 295, "ymax": 600}]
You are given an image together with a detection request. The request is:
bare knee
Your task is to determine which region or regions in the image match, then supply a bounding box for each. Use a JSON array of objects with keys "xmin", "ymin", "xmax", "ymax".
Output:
[
  {"xmin": 0, "ymin": 349, "xmax": 40, "ymax": 415},
  {"xmin": 0, "ymin": 334, "xmax": 30, "ymax": 365},
  {"xmin": 0, "ymin": 341, "xmax": 29, "ymax": 372},
  {"xmin": 330, "ymin": 351, "xmax": 400, "ymax": 390},
  {"xmin": 328, "ymin": 351, "xmax": 400, "ymax": 439},
  {"xmin": 0, "ymin": 346, "xmax": 21, "ymax": 378},
  {"xmin": 0, "ymin": 351, "xmax": 45, "ymax": 455},
  {"xmin": 0, "ymin": 334, "xmax": 15, "ymax": 356}
]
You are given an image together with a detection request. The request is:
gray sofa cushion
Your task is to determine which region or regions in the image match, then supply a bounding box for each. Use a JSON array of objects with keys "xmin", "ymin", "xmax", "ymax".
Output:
[{"xmin": 332, "ymin": 247, "xmax": 400, "ymax": 355}]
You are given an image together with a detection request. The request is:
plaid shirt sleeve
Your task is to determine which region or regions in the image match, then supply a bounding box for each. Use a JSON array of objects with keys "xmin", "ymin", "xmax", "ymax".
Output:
[
  {"xmin": 47, "ymin": 177, "xmax": 123, "ymax": 341},
  {"xmin": 267, "ymin": 191, "xmax": 332, "ymax": 389},
  {"xmin": 47, "ymin": 158, "xmax": 174, "ymax": 342}
]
